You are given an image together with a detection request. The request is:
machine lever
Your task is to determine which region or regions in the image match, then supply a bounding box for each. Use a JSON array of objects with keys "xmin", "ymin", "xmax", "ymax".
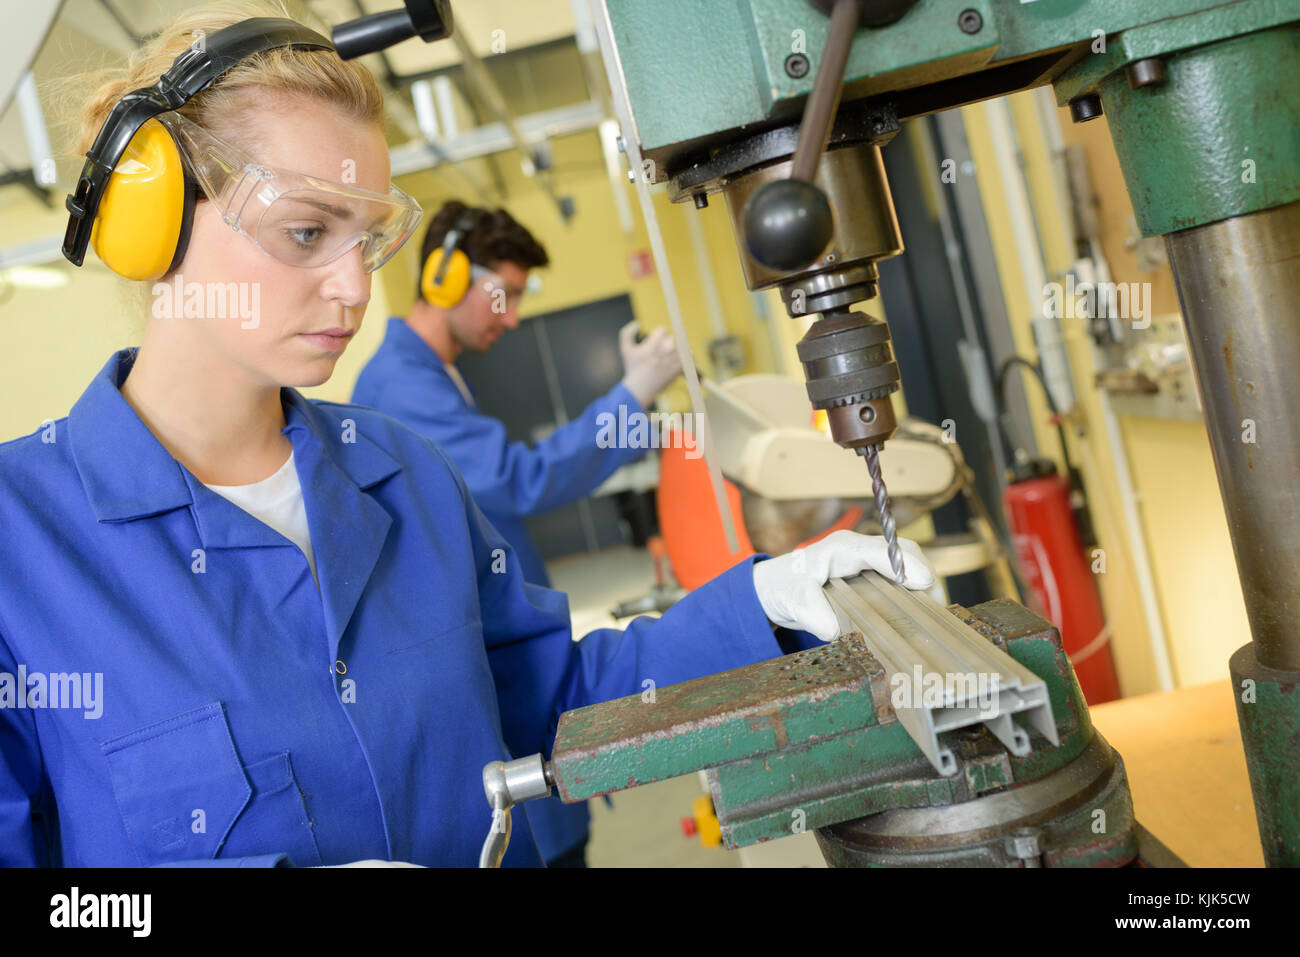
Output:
[
  {"xmin": 331, "ymin": 0, "xmax": 452, "ymax": 60},
  {"xmin": 477, "ymin": 753, "xmax": 554, "ymax": 868},
  {"xmin": 741, "ymin": 0, "xmax": 861, "ymax": 271}
]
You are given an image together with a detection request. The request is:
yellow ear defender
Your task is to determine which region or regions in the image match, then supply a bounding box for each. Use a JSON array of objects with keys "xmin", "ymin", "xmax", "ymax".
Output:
[
  {"xmin": 421, "ymin": 245, "xmax": 471, "ymax": 308},
  {"xmin": 88, "ymin": 118, "xmax": 197, "ymax": 282},
  {"xmin": 420, "ymin": 207, "xmax": 486, "ymax": 307},
  {"xmin": 62, "ymin": 18, "xmax": 335, "ymax": 275}
]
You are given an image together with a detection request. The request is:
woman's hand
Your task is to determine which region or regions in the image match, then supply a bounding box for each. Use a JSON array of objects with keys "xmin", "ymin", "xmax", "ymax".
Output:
[{"xmin": 752, "ymin": 529, "xmax": 944, "ymax": 642}]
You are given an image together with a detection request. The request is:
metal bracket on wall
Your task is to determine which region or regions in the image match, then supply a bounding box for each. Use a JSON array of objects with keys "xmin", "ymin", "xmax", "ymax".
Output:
[{"xmin": 825, "ymin": 573, "xmax": 1058, "ymax": 776}]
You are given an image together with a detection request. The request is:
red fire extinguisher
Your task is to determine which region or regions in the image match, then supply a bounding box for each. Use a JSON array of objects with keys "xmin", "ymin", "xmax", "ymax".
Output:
[{"xmin": 1003, "ymin": 458, "xmax": 1120, "ymax": 705}]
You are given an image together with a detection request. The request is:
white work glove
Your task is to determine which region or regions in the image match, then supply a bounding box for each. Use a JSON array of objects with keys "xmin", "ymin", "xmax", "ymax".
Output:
[
  {"xmin": 619, "ymin": 322, "xmax": 683, "ymax": 408},
  {"xmin": 752, "ymin": 529, "xmax": 945, "ymax": 643}
]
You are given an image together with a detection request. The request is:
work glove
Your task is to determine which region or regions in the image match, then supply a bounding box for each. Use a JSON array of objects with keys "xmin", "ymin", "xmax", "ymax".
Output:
[
  {"xmin": 619, "ymin": 321, "xmax": 683, "ymax": 408},
  {"xmin": 752, "ymin": 529, "xmax": 945, "ymax": 643}
]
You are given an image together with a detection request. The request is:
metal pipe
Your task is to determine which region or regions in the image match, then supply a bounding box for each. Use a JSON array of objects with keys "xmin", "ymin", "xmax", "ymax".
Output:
[
  {"xmin": 591, "ymin": 0, "xmax": 740, "ymax": 552},
  {"xmin": 982, "ymin": 98, "xmax": 1075, "ymax": 416},
  {"xmin": 449, "ymin": 29, "xmax": 538, "ymax": 173},
  {"xmin": 1165, "ymin": 200, "xmax": 1300, "ymax": 672}
]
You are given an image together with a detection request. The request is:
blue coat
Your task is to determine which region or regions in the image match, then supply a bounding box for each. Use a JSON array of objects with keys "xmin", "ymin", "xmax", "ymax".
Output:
[
  {"xmin": 352, "ymin": 317, "xmax": 648, "ymax": 860},
  {"xmin": 0, "ymin": 350, "xmax": 807, "ymax": 867},
  {"xmin": 352, "ymin": 318, "xmax": 646, "ymax": 588}
]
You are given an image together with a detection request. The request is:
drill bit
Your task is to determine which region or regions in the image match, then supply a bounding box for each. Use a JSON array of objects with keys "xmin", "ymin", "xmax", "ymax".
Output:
[{"xmin": 862, "ymin": 444, "xmax": 906, "ymax": 585}]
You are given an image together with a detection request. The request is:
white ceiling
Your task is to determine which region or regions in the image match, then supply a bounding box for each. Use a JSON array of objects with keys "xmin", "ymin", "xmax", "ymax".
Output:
[{"xmin": 0, "ymin": 0, "xmax": 586, "ymax": 185}]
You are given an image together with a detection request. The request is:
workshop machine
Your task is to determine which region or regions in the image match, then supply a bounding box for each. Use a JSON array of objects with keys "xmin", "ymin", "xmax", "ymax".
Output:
[
  {"xmin": 323, "ymin": 0, "xmax": 1299, "ymax": 867},
  {"xmin": 482, "ymin": 576, "xmax": 1159, "ymax": 867},
  {"xmin": 470, "ymin": 0, "xmax": 1299, "ymax": 869}
]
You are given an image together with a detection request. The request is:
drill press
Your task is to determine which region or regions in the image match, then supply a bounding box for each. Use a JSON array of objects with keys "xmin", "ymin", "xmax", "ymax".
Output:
[
  {"xmin": 699, "ymin": 0, "xmax": 915, "ymax": 583},
  {"xmin": 471, "ymin": 0, "xmax": 1300, "ymax": 866},
  {"xmin": 723, "ymin": 136, "xmax": 910, "ymax": 582},
  {"xmin": 585, "ymin": 0, "xmax": 1300, "ymax": 866}
]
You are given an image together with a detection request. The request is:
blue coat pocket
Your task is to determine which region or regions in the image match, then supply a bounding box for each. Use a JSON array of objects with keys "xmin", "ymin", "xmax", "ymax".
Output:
[
  {"xmin": 101, "ymin": 703, "xmax": 320, "ymax": 866},
  {"xmin": 219, "ymin": 751, "xmax": 321, "ymax": 867}
]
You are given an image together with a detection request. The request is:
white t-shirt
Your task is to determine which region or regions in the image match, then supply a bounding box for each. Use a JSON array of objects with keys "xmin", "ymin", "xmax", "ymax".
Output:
[
  {"xmin": 203, "ymin": 450, "xmax": 319, "ymax": 586},
  {"xmin": 444, "ymin": 360, "xmax": 475, "ymax": 407}
]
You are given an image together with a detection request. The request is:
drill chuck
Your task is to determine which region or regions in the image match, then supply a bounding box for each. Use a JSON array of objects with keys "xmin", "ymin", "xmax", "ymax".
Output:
[{"xmin": 797, "ymin": 309, "xmax": 901, "ymax": 450}]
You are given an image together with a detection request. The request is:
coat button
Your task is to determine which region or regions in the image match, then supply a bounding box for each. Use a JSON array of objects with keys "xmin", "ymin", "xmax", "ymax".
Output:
[{"xmin": 333, "ymin": 659, "xmax": 347, "ymax": 675}]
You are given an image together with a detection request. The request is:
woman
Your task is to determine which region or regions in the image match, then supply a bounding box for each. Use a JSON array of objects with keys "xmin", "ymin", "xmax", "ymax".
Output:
[{"xmin": 0, "ymin": 1, "xmax": 941, "ymax": 867}]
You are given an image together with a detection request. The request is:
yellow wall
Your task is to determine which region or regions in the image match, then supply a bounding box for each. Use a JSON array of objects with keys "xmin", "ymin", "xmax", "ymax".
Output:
[
  {"xmin": 960, "ymin": 91, "xmax": 1251, "ymax": 694},
  {"xmin": 0, "ymin": 266, "xmax": 135, "ymax": 441},
  {"xmin": 1121, "ymin": 416, "xmax": 1250, "ymax": 685},
  {"xmin": 0, "ymin": 175, "xmax": 147, "ymax": 439}
]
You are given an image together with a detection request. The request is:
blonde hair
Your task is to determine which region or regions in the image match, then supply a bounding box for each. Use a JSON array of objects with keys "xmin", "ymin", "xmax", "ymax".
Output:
[
  {"xmin": 49, "ymin": 0, "xmax": 386, "ymax": 319},
  {"xmin": 63, "ymin": 0, "xmax": 384, "ymax": 159}
]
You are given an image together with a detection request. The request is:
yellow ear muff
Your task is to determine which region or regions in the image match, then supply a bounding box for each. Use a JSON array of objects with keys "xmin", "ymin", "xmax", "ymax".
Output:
[
  {"xmin": 89, "ymin": 118, "xmax": 191, "ymax": 281},
  {"xmin": 421, "ymin": 246, "xmax": 472, "ymax": 308}
]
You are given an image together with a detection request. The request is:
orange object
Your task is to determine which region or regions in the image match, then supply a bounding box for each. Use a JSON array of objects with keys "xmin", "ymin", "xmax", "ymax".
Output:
[
  {"xmin": 656, "ymin": 435, "xmax": 755, "ymax": 590},
  {"xmin": 656, "ymin": 433, "xmax": 867, "ymax": 590}
]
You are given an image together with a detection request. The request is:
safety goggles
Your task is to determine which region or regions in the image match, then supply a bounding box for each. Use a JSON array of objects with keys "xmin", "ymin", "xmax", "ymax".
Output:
[
  {"xmin": 469, "ymin": 263, "xmax": 528, "ymax": 307},
  {"xmin": 156, "ymin": 111, "xmax": 423, "ymax": 273}
]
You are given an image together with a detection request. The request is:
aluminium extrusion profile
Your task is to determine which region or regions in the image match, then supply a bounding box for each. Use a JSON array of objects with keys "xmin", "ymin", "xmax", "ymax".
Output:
[{"xmin": 825, "ymin": 574, "xmax": 1058, "ymax": 776}]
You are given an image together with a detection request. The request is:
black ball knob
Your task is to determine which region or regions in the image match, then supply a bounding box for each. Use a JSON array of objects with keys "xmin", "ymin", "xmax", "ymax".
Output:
[{"xmin": 742, "ymin": 178, "xmax": 834, "ymax": 272}]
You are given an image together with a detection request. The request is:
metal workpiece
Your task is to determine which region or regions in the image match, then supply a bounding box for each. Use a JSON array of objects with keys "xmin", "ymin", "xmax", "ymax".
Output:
[
  {"xmin": 704, "ymin": 599, "xmax": 1101, "ymax": 852},
  {"xmin": 721, "ymin": 142, "xmax": 904, "ymax": 307},
  {"xmin": 814, "ymin": 730, "xmax": 1138, "ymax": 867},
  {"xmin": 477, "ymin": 753, "xmax": 553, "ymax": 868},
  {"xmin": 824, "ymin": 574, "xmax": 1058, "ymax": 776},
  {"xmin": 1229, "ymin": 643, "xmax": 1300, "ymax": 868},
  {"xmin": 1165, "ymin": 201, "xmax": 1300, "ymax": 673}
]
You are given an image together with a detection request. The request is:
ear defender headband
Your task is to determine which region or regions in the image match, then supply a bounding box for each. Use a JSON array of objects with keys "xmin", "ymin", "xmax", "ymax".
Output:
[
  {"xmin": 62, "ymin": 17, "xmax": 334, "ymax": 281},
  {"xmin": 420, "ymin": 206, "xmax": 487, "ymax": 308}
]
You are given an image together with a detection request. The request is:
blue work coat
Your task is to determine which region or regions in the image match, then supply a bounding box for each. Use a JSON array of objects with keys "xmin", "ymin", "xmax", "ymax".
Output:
[
  {"xmin": 0, "ymin": 349, "xmax": 809, "ymax": 867},
  {"xmin": 352, "ymin": 317, "xmax": 647, "ymax": 861},
  {"xmin": 352, "ymin": 318, "xmax": 646, "ymax": 589}
]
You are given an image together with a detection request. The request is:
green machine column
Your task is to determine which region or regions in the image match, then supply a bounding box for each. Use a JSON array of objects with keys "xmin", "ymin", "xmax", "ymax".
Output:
[{"xmin": 1057, "ymin": 17, "xmax": 1300, "ymax": 867}]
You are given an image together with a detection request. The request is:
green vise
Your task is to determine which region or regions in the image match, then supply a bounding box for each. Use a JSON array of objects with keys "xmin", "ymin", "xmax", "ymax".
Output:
[{"xmin": 550, "ymin": 598, "xmax": 1140, "ymax": 867}]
